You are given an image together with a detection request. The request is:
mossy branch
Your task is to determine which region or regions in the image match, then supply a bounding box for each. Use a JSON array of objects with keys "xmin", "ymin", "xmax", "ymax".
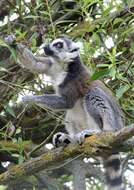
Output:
[{"xmin": 0, "ymin": 125, "xmax": 134, "ymax": 185}]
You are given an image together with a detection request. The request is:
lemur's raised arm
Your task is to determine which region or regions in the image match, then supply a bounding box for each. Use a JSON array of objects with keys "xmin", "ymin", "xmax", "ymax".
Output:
[
  {"xmin": 18, "ymin": 43, "xmax": 78, "ymax": 109},
  {"xmin": 5, "ymin": 35, "xmax": 78, "ymax": 110},
  {"xmin": 5, "ymin": 35, "xmax": 125, "ymax": 190},
  {"xmin": 5, "ymin": 35, "xmax": 53, "ymax": 74},
  {"xmin": 17, "ymin": 44, "xmax": 54, "ymax": 74}
]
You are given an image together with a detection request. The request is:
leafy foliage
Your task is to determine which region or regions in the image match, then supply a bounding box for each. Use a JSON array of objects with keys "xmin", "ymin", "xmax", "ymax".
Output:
[{"xmin": 0, "ymin": 0, "xmax": 134, "ymax": 189}]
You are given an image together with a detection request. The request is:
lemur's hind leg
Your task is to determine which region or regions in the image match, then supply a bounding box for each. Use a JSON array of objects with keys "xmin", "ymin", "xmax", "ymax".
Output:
[{"xmin": 53, "ymin": 129, "xmax": 100, "ymax": 147}]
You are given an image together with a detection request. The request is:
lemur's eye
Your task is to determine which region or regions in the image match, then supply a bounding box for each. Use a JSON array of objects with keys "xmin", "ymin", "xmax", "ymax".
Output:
[
  {"xmin": 53, "ymin": 42, "xmax": 63, "ymax": 49},
  {"xmin": 70, "ymin": 48, "xmax": 79, "ymax": 52}
]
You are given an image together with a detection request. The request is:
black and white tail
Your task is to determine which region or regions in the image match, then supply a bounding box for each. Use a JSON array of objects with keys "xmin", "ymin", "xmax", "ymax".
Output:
[{"xmin": 104, "ymin": 154, "xmax": 125, "ymax": 190}]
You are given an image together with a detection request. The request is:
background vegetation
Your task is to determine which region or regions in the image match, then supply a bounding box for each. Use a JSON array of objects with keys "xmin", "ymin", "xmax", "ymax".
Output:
[{"xmin": 0, "ymin": 0, "xmax": 134, "ymax": 189}]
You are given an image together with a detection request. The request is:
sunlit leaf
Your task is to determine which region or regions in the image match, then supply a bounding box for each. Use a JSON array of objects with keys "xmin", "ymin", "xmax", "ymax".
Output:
[
  {"xmin": 4, "ymin": 105, "xmax": 16, "ymax": 118},
  {"xmin": 116, "ymin": 84, "xmax": 130, "ymax": 99},
  {"xmin": 91, "ymin": 69, "xmax": 110, "ymax": 80},
  {"xmin": 0, "ymin": 185, "xmax": 7, "ymax": 190}
]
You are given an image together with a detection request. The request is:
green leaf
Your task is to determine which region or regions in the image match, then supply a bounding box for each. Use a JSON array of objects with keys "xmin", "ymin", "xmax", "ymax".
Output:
[
  {"xmin": 113, "ymin": 18, "xmax": 124, "ymax": 26},
  {"xmin": 126, "ymin": 0, "xmax": 134, "ymax": 7},
  {"xmin": 91, "ymin": 69, "xmax": 110, "ymax": 80},
  {"xmin": 130, "ymin": 42, "xmax": 134, "ymax": 53},
  {"xmin": 0, "ymin": 67, "xmax": 10, "ymax": 73},
  {"xmin": 0, "ymin": 186, "xmax": 7, "ymax": 190},
  {"xmin": 96, "ymin": 64, "xmax": 110, "ymax": 68},
  {"xmin": 4, "ymin": 105, "xmax": 16, "ymax": 118},
  {"xmin": 0, "ymin": 39, "xmax": 17, "ymax": 62},
  {"xmin": 116, "ymin": 84, "xmax": 130, "ymax": 99},
  {"xmin": 109, "ymin": 67, "xmax": 116, "ymax": 79},
  {"xmin": 2, "ymin": 121, "xmax": 15, "ymax": 138},
  {"xmin": 24, "ymin": 15, "xmax": 41, "ymax": 19},
  {"xmin": 18, "ymin": 154, "xmax": 24, "ymax": 164}
]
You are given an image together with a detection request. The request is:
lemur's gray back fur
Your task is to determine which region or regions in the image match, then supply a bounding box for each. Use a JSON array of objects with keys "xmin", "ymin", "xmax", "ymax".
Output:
[{"xmin": 5, "ymin": 35, "xmax": 125, "ymax": 190}]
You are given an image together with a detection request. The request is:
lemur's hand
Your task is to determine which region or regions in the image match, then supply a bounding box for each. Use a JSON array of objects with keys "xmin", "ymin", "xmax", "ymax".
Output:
[
  {"xmin": 22, "ymin": 95, "xmax": 34, "ymax": 104},
  {"xmin": 4, "ymin": 35, "xmax": 16, "ymax": 45}
]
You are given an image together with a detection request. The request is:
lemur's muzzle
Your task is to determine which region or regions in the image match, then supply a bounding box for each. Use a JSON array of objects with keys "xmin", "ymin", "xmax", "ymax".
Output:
[{"xmin": 44, "ymin": 45, "xmax": 54, "ymax": 56}]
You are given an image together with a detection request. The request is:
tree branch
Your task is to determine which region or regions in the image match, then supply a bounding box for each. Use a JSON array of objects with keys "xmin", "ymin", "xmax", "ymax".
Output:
[{"xmin": 0, "ymin": 124, "xmax": 134, "ymax": 185}]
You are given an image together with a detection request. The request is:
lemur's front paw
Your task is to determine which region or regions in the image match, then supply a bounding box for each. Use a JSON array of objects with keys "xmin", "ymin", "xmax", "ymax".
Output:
[
  {"xmin": 53, "ymin": 132, "xmax": 72, "ymax": 147},
  {"xmin": 4, "ymin": 35, "xmax": 16, "ymax": 45},
  {"xmin": 75, "ymin": 129, "xmax": 100, "ymax": 145}
]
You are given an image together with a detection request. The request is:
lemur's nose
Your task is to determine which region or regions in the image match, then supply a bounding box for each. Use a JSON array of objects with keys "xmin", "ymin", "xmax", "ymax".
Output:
[{"xmin": 44, "ymin": 45, "xmax": 54, "ymax": 56}]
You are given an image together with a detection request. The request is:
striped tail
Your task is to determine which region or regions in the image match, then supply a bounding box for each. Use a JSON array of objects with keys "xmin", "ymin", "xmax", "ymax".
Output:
[{"xmin": 104, "ymin": 154, "xmax": 125, "ymax": 190}]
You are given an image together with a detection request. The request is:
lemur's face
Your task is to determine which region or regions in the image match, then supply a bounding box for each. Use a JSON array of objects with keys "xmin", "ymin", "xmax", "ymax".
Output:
[{"xmin": 44, "ymin": 37, "xmax": 79, "ymax": 62}]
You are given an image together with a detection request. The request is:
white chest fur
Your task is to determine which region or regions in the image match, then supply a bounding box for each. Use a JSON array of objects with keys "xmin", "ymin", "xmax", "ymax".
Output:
[
  {"xmin": 65, "ymin": 98, "xmax": 100, "ymax": 135},
  {"xmin": 52, "ymin": 71, "xmax": 67, "ymax": 93},
  {"xmin": 55, "ymin": 71, "xmax": 67, "ymax": 86},
  {"xmin": 48, "ymin": 60, "xmax": 67, "ymax": 89}
]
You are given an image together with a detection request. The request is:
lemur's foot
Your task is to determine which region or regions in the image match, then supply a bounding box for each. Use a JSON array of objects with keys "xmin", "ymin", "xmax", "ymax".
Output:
[
  {"xmin": 53, "ymin": 132, "xmax": 73, "ymax": 147},
  {"xmin": 75, "ymin": 129, "xmax": 100, "ymax": 145}
]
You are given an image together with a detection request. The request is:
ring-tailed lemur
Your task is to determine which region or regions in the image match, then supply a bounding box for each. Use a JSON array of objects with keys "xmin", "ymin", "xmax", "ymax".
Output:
[{"xmin": 5, "ymin": 35, "xmax": 125, "ymax": 190}]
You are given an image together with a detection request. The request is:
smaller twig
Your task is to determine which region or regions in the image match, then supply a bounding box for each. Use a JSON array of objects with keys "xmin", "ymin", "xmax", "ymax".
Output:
[
  {"xmin": 0, "ymin": 79, "xmax": 36, "ymax": 93},
  {"xmin": 123, "ymin": 56, "xmax": 134, "ymax": 75},
  {"xmin": 28, "ymin": 123, "xmax": 60, "ymax": 157},
  {"xmin": 45, "ymin": 0, "xmax": 56, "ymax": 37},
  {"xmin": 123, "ymin": 109, "xmax": 134, "ymax": 119},
  {"xmin": 36, "ymin": 104, "xmax": 65, "ymax": 123}
]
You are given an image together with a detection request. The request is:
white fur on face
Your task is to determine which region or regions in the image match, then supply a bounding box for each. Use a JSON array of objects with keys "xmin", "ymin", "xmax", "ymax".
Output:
[
  {"xmin": 50, "ymin": 38, "xmax": 80, "ymax": 62},
  {"xmin": 60, "ymin": 51, "xmax": 80, "ymax": 63}
]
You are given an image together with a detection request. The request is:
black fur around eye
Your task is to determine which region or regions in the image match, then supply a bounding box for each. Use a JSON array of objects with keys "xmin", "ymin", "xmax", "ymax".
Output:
[
  {"xmin": 70, "ymin": 48, "xmax": 79, "ymax": 52},
  {"xmin": 53, "ymin": 42, "xmax": 63, "ymax": 49}
]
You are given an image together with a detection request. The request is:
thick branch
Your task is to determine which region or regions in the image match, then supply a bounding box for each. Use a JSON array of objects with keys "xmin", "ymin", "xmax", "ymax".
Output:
[{"xmin": 0, "ymin": 125, "xmax": 134, "ymax": 185}]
